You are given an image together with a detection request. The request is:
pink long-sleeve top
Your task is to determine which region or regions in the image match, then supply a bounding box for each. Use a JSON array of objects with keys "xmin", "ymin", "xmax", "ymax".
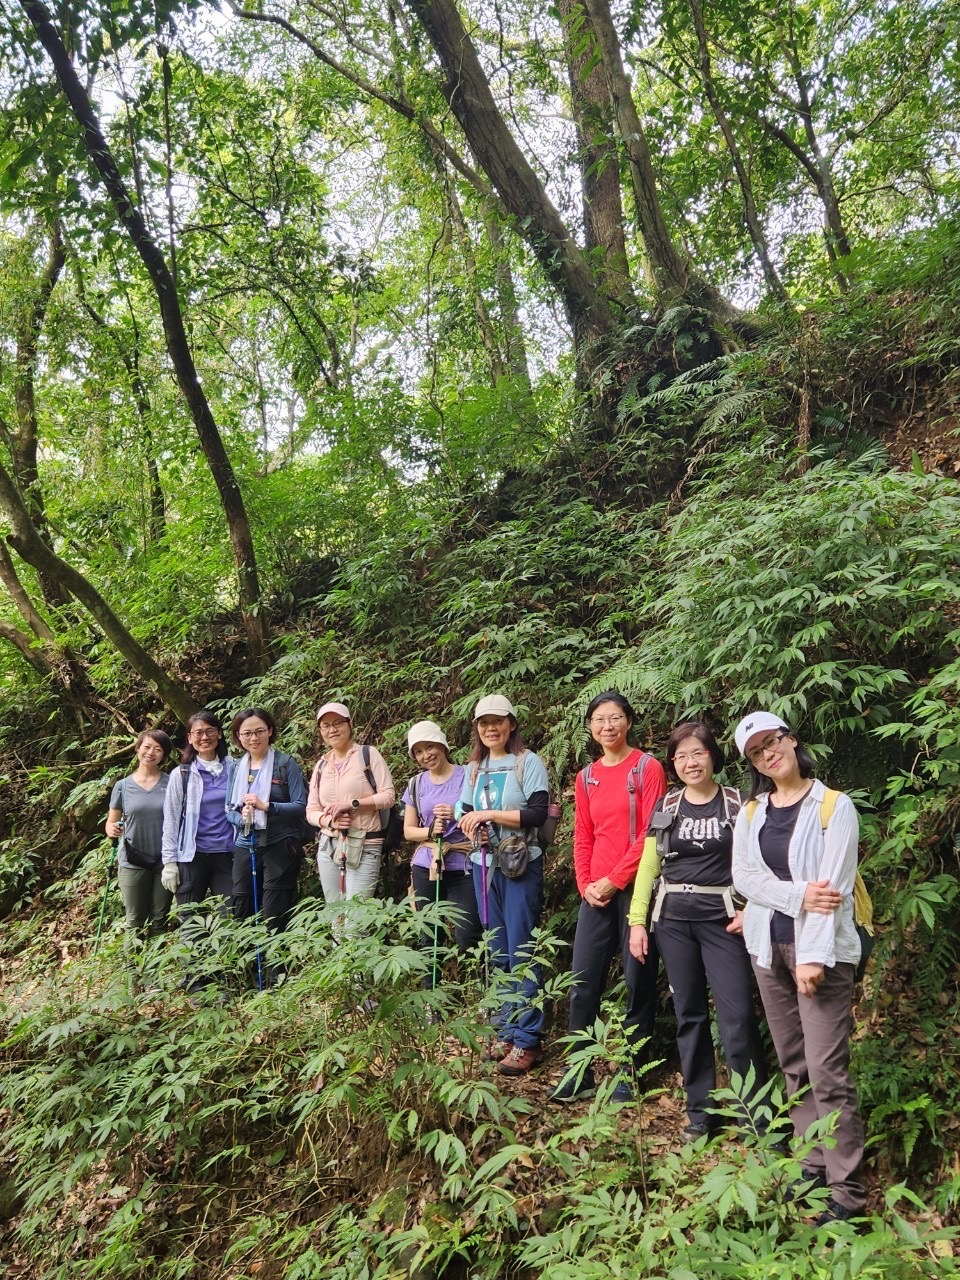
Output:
[{"xmin": 306, "ymin": 744, "xmax": 396, "ymax": 839}]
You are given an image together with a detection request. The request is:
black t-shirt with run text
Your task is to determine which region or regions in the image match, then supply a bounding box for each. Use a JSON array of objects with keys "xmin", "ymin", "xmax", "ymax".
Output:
[
  {"xmin": 758, "ymin": 796, "xmax": 804, "ymax": 944},
  {"xmin": 657, "ymin": 790, "xmax": 736, "ymax": 921}
]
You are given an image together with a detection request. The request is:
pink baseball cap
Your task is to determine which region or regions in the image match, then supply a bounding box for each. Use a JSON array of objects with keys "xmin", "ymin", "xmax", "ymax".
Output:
[{"xmin": 317, "ymin": 702, "xmax": 351, "ymax": 722}]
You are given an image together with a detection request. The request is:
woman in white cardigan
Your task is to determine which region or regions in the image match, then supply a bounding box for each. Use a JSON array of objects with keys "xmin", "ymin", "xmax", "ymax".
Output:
[{"xmin": 732, "ymin": 711, "xmax": 865, "ymax": 1226}]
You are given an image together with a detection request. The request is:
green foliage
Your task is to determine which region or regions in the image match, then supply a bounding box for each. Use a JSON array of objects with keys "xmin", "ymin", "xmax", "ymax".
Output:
[{"xmin": 3, "ymin": 909, "xmax": 957, "ymax": 1278}]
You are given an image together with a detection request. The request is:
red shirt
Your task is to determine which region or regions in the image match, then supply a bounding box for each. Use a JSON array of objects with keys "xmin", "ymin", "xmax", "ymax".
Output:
[{"xmin": 573, "ymin": 749, "xmax": 667, "ymax": 894}]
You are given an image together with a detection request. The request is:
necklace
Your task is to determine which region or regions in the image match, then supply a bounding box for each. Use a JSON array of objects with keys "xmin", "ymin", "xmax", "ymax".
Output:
[{"xmin": 771, "ymin": 782, "xmax": 811, "ymax": 808}]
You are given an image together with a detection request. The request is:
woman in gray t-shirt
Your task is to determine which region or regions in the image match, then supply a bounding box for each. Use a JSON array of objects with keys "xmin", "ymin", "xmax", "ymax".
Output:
[{"xmin": 105, "ymin": 730, "xmax": 173, "ymax": 933}]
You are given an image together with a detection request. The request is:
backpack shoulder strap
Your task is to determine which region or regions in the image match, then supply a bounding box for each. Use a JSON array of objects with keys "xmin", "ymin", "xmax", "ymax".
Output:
[
  {"xmin": 626, "ymin": 752, "xmax": 651, "ymax": 845},
  {"xmin": 469, "ymin": 760, "xmax": 480, "ymax": 787},
  {"xmin": 817, "ymin": 788, "xmax": 872, "ymax": 929},
  {"xmin": 819, "ymin": 788, "xmax": 840, "ymax": 830},
  {"xmin": 410, "ymin": 773, "xmax": 421, "ymax": 825},
  {"xmin": 721, "ymin": 785, "xmax": 742, "ymax": 822},
  {"xmin": 514, "ymin": 748, "xmax": 528, "ymax": 792},
  {"xmin": 745, "ymin": 798, "xmax": 758, "ymax": 824},
  {"xmin": 662, "ymin": 787, "xmax": 683, "ymax": 817},
  {"xmin": 177, "ymin": 762, "xmax": 191, "ymax": 834},
  {"xmin": 360, "ymin": 744, "xmax": 376, "ymax": 793},
  {"xmin": 275, "ymin": 755, "xmax": 291, "ymax": 799}
]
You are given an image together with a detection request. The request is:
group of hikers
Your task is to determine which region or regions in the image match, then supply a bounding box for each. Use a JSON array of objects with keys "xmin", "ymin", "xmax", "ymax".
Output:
[{"xmin": 105, "ymin": 691, "xmax": 868, "ymax": 1226}]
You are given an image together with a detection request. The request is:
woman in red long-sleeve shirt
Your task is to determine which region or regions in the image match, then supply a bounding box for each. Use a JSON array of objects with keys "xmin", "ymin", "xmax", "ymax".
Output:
[{"xmin": 549, "ymin": 690, "xmax": 666, "ymax": 1104}]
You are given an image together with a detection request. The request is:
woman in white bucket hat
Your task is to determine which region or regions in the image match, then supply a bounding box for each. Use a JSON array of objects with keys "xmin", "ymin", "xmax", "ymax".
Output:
[{"xmin": 401, "ymin": 720, "xmax": 481, "ymax": 987}]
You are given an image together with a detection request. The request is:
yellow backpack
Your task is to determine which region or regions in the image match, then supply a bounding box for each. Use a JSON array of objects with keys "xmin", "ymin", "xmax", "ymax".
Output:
[{"xmin": 745, "ymin": 789, "xmax": 874, "ymax": 973}]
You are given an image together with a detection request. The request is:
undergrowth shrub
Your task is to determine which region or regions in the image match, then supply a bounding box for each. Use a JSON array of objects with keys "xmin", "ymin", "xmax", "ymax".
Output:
[{"xmin": 2, "ymin": 895, "xmax": 958, "ymax": 1278}]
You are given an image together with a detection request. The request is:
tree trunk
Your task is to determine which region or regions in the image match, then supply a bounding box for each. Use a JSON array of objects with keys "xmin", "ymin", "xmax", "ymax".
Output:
[
  {"xmin": 0, "ymin": 538, "xmax": 95, "ymax": 722},
  {"xmin": 0, "ymin": 539, "xmax": 57, "ymax": 644},
  {"xmin": 780, "ymin": 11, "xmax": 852, "ymax": 282},
  {"xmin": 79, "ymin": 291, "xmax": 167, "ymax": 546},
  {"xmin": 579, "ymin": 0, "xmax": 691, "ymax": 299},
  {"xmin": 400, "ymin": 0, "xmax": 615, "ymax": 352},
  {"xmin": 11, "ymin": 220, "xmax": 72, "ymax": 606},
  {"xmin": 686, "ymin": 0, "xmax": 788, "ymax": 302},
  {"xmin": 482, "ymin": 208, "xmax": 533, "ymax": 390},
  {"xmin": 0, "ymin": 617, "xmax": 56, "ymax": 680},
  {"xmin": 557, "ymin": 0, "xmax": 634, "ymax": 307},
  {"xmin": 0, "ymin": 456, "xmax": 200, "ymax": 722},
  {"xmin": 21, "ymin": 0, "xmax": 269, "ymax": 667},
  {"xmin": 442, "ymin": 180, "xmax": 506, "ymax": 382}
]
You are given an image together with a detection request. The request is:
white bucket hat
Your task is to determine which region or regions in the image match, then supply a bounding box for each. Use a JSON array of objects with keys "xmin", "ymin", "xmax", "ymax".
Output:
[
  {"xmin": 734, "ymin": 711, "xmax": 790, "ymax": 757},
  {"xmin": 473, "ymin": 694, "xmax": 517, "ymax": 720},
  {"xmin": 407, "ymin": 720, "xmax": 450, "ymax": 758}
]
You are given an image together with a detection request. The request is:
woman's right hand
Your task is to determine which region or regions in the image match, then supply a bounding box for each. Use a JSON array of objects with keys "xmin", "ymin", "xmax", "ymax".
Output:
[
  {"xmin": 803, "ymin": 879, "xmax": 842, "ymax": 913},
  {"xmin": 628, "ymin": 924, "xmax": 649, "ymax": 962},
  {"xmin": 105, "ymin": 819, "xmax": 124, "ymax": 839}
]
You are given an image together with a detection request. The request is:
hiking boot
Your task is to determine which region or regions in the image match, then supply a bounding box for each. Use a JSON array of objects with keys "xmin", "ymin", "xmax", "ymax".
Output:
[
  {"xmin": 681, "ymin": 1121, "xmax": 718, "ymax": 1145},
  {"xmin": 482, "ymin": 1039, "xmax": 513, "ymax": 1062},
  {"xmin": 814, "ymin": 1198, "xmax": 861, "ymax": 1228},
  {"xmin": 610, "ymin": 1076, "xmax": 635, "ymax": 1104},
  {"xmin": 548, "ymin": 1071, "xmax": 596, "ymax": 1104},
  {"xmin": 498, "ymin": 1045, "xmax": 543, "ymax": 1075},
  {"xmin": 784, "ymin": 1171, "xmax": 828, "ymax": 1204}
]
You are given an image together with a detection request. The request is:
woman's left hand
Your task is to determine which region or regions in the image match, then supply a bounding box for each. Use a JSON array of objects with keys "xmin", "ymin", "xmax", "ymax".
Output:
[
  {"xmin": 796, "ymin": 963, "xmax": 825, "ymax": 998},
  {"xmin": 459, "ymin": 810, "xmax": 492, "ymax": 838},
  {"xmin": 725, "ymin": 910, "xmax": 745, "ymax": 936},
  {"xmin": 584, "ymin": 877, "xmax": 617, "ymax": 909},
  {"xmin": 242, "ymin": 791, "xmax": 269, "ymax": 812}
]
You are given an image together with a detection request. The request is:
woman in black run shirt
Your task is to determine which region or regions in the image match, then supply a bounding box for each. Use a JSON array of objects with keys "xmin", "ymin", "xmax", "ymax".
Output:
[{"xmin": 629, "ymin": 722, "xmax": 767, "ymax": 1142}]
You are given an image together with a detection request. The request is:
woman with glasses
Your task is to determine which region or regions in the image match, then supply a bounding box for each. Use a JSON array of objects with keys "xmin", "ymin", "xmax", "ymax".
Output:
[
  {"xmin": 550, "ymin": 690, "xmax": 666, "ymax": 1103},
  {"xmin": 306, "ymin": 701, "xmax": 395, "ymax": 911},
  {"xmin": 161, "ymin": 711, "xmax": 237, "ymax": 997},
  {"xmin": 731, "ymin": 712, "xmax": 865, "ymax": 1225},
  {"xmin": 228, "ymin": 707, "xmax": 307, "ymax": 937},
  {"xmin": 627, "ymin": 722, "xmax": 768, "ymax": 1142}
]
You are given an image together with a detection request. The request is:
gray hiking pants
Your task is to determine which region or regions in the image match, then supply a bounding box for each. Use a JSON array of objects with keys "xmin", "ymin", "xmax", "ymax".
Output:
[{"xmin": 752, "ymin": 941, "xmax": 866, "ymax": 1210}]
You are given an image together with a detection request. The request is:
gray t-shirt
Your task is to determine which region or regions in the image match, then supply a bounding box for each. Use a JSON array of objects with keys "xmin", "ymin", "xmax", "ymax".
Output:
[{"xmin": 110, "ymin": 774, "xmax": 170, "ymax": 870}]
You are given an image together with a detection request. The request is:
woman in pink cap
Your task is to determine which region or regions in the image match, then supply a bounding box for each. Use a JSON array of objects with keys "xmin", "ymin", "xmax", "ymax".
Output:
[
  {"xmin": 732, "ymin": 711, "xmax": 865, "ymax": 1226},
  {"xmin": 306, "ymin": 702, "xmax": 395, "ymax": 912}
]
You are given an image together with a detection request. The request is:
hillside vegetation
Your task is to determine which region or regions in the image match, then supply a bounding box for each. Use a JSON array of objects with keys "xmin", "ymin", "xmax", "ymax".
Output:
[{"xmin": 1, "ymin": 0, "xmax": 960, "ymax": 1272}]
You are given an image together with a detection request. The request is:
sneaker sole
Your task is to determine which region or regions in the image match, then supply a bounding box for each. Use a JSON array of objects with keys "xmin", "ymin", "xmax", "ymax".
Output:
[{"xmin": 549, "ymin": 1087, "xmax": 596, "ymax": 1105}]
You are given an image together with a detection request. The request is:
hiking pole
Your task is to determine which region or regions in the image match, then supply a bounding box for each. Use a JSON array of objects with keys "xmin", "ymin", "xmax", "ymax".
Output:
[
  {"xmin": 243, "ymin": 814, "xmax": 264, "ymax": 993},
  {"xmin": 430, "ymin": 819, "xmax": 444, "ymax": 990},
  {"xmin": 475, "ymin": 825, "xmax": 490, "ymax": 991},
  {"xmin": 93, "ymin": 838, "xmax": 119, "ymax": 957},
  {"xmin": 336, "ymin": 827, "xmax": 348, "ymax": 937}
]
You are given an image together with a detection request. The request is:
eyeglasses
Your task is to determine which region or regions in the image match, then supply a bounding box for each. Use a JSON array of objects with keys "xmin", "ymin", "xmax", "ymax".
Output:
[
  {"xmin": 590, "ymin": 715, "xmax": 628, "ymax": 727},
  {"xmin": 239, "ymin": 728, "xmax": 269, "ymax": 740},
  {"xmin": 673, "ymin": 749, "xmax": 709, "ymax": 765},
  {"xmin": 747, "ymin": 731, "xmax": 788, "ymax": 764},
  {"xmin": 319, "ymin": 719, "xmax": 348, "ymax": 730},
  {"xmin": 190, "ymin": 727, "xmax": 220, "ymax": 739}
]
